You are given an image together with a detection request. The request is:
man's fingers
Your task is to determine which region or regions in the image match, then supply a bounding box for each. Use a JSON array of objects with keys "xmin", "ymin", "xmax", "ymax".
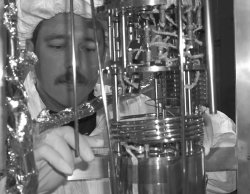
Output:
[
  {"xmin": 45, "ymin": 126, "xmax": 105, "ymax": 163},
  {"xmin": 57, "ymin": 126, "xmax": 95, "ymax": 162},
  {"xmin": 83, "ymin": 135, "xmax": 104, "ymax": 148},
  {"xmin": 35, "ymin": 144, "xmax": 73, "ymax": 175},
  {"xmin": 44, "ymin": 132, "xmax": 74, "ymax": 169}
]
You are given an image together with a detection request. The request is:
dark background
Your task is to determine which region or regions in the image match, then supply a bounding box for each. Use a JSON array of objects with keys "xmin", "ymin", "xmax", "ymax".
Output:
[{"xmin": 211, "ymin": 0, "xmax": 235, "ymax": 121}]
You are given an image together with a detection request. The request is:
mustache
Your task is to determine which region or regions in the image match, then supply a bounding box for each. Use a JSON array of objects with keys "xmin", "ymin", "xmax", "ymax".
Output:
[{"xmin": 55, "ymin": 71, "xmax": 88, "ymax": 85}]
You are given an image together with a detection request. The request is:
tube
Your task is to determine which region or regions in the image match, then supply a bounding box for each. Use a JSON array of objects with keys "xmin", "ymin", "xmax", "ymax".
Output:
[
  {"xmin": 204, "ymin": 0, "xmax": 217, "ymax": 114},
  {"xmin": 69, "ymin": 0, "xmax": 80, "ymax": 157},
  {"xmin": 178, "ymin": 0, "xmax": 187, "ymax": 193}
]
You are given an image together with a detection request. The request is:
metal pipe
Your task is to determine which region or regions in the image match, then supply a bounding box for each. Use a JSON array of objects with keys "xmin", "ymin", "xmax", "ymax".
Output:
[
  {"xmin": 184, "ymin": 72, "xmax": 188, "ymax": 115},
  {"xmin": 154, "ymin": 74, "xmax": 160, "ymax": 118},
  {"xmin": 90, "ymin": 1, "xmax": 118, "ymax": 194},
  {"xmin": 187, "ymin": 72, "xmax": 192, "ymax": 115},
  {"xmin": 178, "ymin": 0, "xmax": 187, "ymax": 193},
  {"xmin": 112, "ymin": 72, "xmax": 119, "ymax": 122},
  {"xmin": 69, "ymin": 0, "xmax": 80, "ymax": 157},
  {"xmin": 114, "ymin": 9, "xmax": 120, "ymax": 61},
  {"xmin": 0, "ymin": 0, "xmax": 7, "ymax": 191},
  {"xmin": 121, "ymin": 7, "xmax": 127, "ymax": 69},
  {"xmin": 204, "ymin": 0, "xmax": 217, "ymax": 114},
  {"xmin": 108, "ymin": 9, "xmax": 113, "ymax": 61},
  {"xmin": 108, "ymin": 8, "xmax": 119, "ymax": 121}
]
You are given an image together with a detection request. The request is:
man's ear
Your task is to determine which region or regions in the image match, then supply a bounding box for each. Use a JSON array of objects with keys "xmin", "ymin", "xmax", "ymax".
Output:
[{"xmin": 25, "ymin": 39, "xmax": 34, "ymax": 52}]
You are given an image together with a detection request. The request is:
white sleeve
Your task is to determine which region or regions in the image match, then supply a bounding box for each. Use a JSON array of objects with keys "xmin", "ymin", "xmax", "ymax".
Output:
[
  {"xmin": 201, "ymin": 106, "xmax": 236, "ymax": 156},
  {"xmin": 209, "ymin": 110, "xmax": 236, "ymax": 148},
  {"xmin": 200, "ymin": 107, "xmax": 237, "ymax": 193}
]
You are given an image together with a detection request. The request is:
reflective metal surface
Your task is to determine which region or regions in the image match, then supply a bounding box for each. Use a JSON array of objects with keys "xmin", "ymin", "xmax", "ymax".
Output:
[
  {"xmin": 235, "ymin": 0, "xmax": 250, "ymax": 193},
  {"xmin": 118, "ymin": 149, "xmax": 205, "ymax": 194},
  {"xmin": 204, "ymin": 0, "xmax": 217, "ymax": 114}
]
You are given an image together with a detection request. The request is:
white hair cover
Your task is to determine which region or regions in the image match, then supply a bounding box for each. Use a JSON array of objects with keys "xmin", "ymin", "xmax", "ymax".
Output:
[{"xmin": 17, "ymin": 0, "xmax": 103, "ymax": 47}]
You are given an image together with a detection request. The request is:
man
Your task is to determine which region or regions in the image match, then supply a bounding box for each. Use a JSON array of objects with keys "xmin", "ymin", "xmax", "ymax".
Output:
[
  {"xmin": 18, "ymin": 0, "xmax": 109, "ymax": 193},
  {"xmin": 16, "ymin": 0, "xmax": 236, "ymax": 193}
]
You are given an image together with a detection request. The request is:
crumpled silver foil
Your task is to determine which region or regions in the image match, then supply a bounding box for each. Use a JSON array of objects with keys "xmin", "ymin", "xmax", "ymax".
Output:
[
  {"xmin": 37, "ymin": 95, "xmax": 113, "ymax": 134},
  {"xmin": 4, "ymin": 2, "xmax": 38, "ymax": 194},
  {"xmin": 6, "ymin": 98, "xmax": 38, "ymax": 194},
  {"xmin": 3, "ymin": 2, "xmax": 17, "ymax": 37}
]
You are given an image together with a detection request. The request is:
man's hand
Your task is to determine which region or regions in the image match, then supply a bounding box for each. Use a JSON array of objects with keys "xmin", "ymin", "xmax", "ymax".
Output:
[{"xmin": 34, "ymin": 126, "xmax": 104, "ymax": 194}]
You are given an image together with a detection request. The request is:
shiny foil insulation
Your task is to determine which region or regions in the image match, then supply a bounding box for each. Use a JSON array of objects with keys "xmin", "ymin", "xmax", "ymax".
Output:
[{"xmin": 4, "ymin": 2, "xmax": 38, "ymax": 193}]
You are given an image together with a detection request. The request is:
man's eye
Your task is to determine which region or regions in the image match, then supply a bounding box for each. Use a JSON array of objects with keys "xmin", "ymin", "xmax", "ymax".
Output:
[
  {"xmin": 48, "ymin": 44, "xmax": 65, "ymax": 49},
  {"xmin": 83, "ymin": 41, "xmax": 96, "ymax": 52},
  {"xmin": 85, "ymin": 47, "xmax": 96, "ymax": 52}
]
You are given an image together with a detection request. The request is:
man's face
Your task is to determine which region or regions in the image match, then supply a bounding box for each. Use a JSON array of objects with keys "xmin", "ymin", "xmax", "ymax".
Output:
[{"xmin": 34, "ymin": 13, "xmax": 104, "ymax": 111}]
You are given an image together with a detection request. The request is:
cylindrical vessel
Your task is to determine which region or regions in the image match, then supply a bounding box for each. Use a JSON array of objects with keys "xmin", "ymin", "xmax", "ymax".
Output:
[
  {"xmin": 117, "ymin": 149, "xmax": 204, "ymax": 194},
  {"xmin": 110, "ymin": 113, "xmax": 205, "ymax": 194},
  {"xmin": 97, "ymin": 0, "xmax": 213, "ymax": 193}
]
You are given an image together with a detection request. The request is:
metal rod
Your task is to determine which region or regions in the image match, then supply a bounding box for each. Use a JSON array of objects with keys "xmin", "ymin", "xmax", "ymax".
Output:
[
  {"xmin": 187, "ymin": 71, "xmax": 192, "ymax": 115},
  {"xmin": 108, "ymin": 9, "xmax": 119, "ymax": 121},
  {"xmin": 154, "ymin": 74, "xmax": 160, "ymax": 118},
  {"xmin": 204, "ymin": 0, "xmax": 217, "ymax": 114},
  {"xmin": 90, "ymin": 1, "xmax": 118, "ymax": 194},
  {"xmin": 184, "ymin": 72, "xmax": 188, "ymax": 115},
  {"xmin": 114, "ymin": 9, "xmax": 119, "ymax": 61},
  {"xmin": 69, "ymin": 0, "xmax": 80, "ymax": 157},
  {"xmin": 112, "ymin": 72, "xmax": 119, "ymax": 122},
  {"xmin": 108, "ymin": 9, "xmax": 114, "ymax": 61},
  {"xmin": 178, "ymin": 1, "xmax": 187, "ymax": 194},
  {"xmin": 0, "ymin": 0, "xmax": 7, "ymax": 189},
  {"xmin": 121, "ymin": 7, "xmax": 127, "ymax": 69}
]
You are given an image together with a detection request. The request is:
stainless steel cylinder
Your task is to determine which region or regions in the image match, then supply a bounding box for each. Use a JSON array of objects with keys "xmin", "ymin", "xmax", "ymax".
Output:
[{"xmin": 117, "ymin": 147, "xmax": 204, "ymax": 194}]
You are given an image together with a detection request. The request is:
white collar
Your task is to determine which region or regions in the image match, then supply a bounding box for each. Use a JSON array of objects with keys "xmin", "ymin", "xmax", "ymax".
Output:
[{"xmin": 24, "ymin": 71, "xmax": 46, "ymax": 119}]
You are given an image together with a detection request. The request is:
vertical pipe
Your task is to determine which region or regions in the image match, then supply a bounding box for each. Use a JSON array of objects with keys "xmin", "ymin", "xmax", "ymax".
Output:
[
  {"xmin": 112, "ymin": 9, "xmax": 117, "ymax": 62},
  {"xmin": 113, "ymin": 9, "xmax": 120, "ymax": 122},
  {"xmin": 187, "ymin": 72, "xmax": 192, "ymax": 115},
  {"xmin": 145, "ymin": 20, "xmax": 151, "ymax": 66},
  {"xmin": 0, "ymin": 1, "xmax": 7, "ymax": 193},
  {"xmin": 186, "ymin": 3, "xmax": 193, "ymax": 116},
  {"xmin": 69, "ymin": 0, "xmax": 80, "ymax": 157},
  {"xmin": 114, "ymin": 9, "xmax": 120, "ymax": 61},
  {"xmin": 204, "ymin": 0, "xmax": 217, "ymax": 114},
  {"xmin": 178, "ymin": 0, "xmax": 186, "ymax": 194},
  {"xmin": 112, "ymin": 72, "xmax": 119, "ymax": 122},
  {"xmin": 108, "ymin": 9, "xmax": 113, "ymax": 61},
  {"xmin": 108, "ymin": 9, "xmax": 119, "ymax": 121},
  {"xmin": 184, "ymin": 72, "xmax": 188, "ymax": 115},
  {"xmin": 154, "ymin": 74, "xmax": 159, "ymax": 118},
  {"xmin": 121, "ymin": 7, "xmax": 127, "ymax": 69},
  {"xmin": 90, "ymin": 1, "xmax": 117, "ymax": 194}
]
